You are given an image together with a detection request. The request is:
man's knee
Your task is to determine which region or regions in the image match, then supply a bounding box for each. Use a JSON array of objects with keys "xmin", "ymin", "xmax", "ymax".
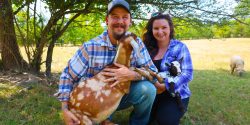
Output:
[{"xmin": 133, "ymin": 80, "xmax": 156, "ymax": 99}]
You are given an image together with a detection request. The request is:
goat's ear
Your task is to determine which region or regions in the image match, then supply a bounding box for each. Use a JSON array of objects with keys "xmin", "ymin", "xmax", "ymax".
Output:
[
  {"xmin": 165, "ymin": 62, "xmax": 171, "ymax": 67},
  {"xmin": 130, "ymin": 33, "xmax": 137, "ymax": 40},
  {"xmin": 178, "ymin": 57, "xmax": 184, "ymax": 64}
]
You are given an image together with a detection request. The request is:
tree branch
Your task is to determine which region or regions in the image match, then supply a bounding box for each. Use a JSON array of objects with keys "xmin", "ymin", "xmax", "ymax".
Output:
[
  {"xmin": 48, "ymin": 13, "xmax": 81, "ymax": 41},
  {"xmin": 128, "ymin": 0, "xmax": 197, "ymax": 6},
  {"xmin": 171, "ymin": 0, "xmax": 249, "ymax": 25},
  {"xmin": 13, "ymin": 1, "xmax": 31, "ymax": 15}
]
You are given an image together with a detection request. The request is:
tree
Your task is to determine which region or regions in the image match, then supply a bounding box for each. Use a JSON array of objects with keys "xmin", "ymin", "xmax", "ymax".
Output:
[
  {"xmin": 1, "ymin": 0, "xmax": 248, "ymax": 75},
  {"xmin": 233, "ymin": 0, "xmax": 250, "ymax": 37},
  {"xmin": 11, "ymin": 0, "xmax": 108, "ymax": 74},
  {"xmin": 234, "ymin": 0, "xmax": 250, "ymax": 19},
  {"xmin": 59, "ymin": 13, "xmax": 105, "ymax": 45},
  {"xmin": 0, "ymin": 0, "xmax": 28, "ymax": 71}
]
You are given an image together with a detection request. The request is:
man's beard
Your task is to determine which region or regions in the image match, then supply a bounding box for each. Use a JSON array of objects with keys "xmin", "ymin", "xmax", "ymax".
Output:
[
  {"xmin": 112, "ymin": 24, "xmax": 126, "ymax": 40},
  {"xmin": 113, "ymin": 32, "xmax": 126, "ymax": 40}
]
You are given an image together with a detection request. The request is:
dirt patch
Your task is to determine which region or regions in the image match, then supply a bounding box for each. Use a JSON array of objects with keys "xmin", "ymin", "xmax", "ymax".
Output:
[{"xmin": 0, "ymin": 71, "xmax": 59, "ymax": 87}]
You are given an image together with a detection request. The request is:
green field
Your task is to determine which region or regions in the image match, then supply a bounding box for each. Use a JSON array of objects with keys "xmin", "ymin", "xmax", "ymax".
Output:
[{"xmin": 0, "ymin": 38, "xmax": 249, "ymax": 125}]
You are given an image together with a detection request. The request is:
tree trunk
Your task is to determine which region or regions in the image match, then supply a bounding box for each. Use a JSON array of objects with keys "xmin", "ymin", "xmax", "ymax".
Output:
[
  {"xmin": 0, "ymin": 1, "xmax": 3, "ymax": 54},
  {"xmin": 31, "ymin": 11, "xmax": 62, "ymax": 73},
  {"xmin": 45, "ymin": 37, "xmax": 56, "ymax": 79},
  {"xmin": 0, "ymin": 0, "xmax": 28, "ymax": 71}
]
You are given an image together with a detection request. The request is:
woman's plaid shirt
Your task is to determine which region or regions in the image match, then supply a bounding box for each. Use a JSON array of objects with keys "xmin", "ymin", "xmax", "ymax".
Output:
[{"xmin": 161, "ymin": 39, "xmax": 193, "ymax": 99}]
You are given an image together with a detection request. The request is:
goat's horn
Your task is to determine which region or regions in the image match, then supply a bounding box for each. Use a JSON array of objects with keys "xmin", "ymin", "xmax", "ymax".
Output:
[{"xmin": 130, "ymin": 39, "xmax": 143, "ymax": 65}]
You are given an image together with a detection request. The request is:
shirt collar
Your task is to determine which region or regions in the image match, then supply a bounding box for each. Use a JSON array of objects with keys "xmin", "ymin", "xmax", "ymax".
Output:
[
  {"xmin": 99, "ymin": 30, "xmax": 117, "ymax": 49},
  {"xmin": 169, "ymin": 39, "xmax": 178, "ymax": 48}
]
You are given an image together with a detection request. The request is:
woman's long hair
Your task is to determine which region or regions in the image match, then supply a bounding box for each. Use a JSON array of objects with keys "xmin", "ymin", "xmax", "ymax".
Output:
[{"xmin": 142, "ymin": 12, "xmax": 174, "ymax": 59}]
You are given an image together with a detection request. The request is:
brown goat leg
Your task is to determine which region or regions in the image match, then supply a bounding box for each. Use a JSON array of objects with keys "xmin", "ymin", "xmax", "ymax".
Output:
[
  {"xmin": 133, "ymin": 67, "xmax": 154, "ymax": 81},
  {"xmin": 144, "ymin": 67, "xmax": 164, "ymax": 83}
]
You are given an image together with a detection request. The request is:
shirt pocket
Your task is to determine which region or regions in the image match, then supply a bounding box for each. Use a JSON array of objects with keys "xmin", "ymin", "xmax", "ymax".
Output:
[{"xmin": 88, "ymin": 58, "xmax": 106, "ymax": 75}]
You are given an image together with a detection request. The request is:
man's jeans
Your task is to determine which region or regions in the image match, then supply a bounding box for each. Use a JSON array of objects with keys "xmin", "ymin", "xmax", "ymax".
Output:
[{"xmin": 111, "ymin": 80, "xmax": 156, "ymax": 125}]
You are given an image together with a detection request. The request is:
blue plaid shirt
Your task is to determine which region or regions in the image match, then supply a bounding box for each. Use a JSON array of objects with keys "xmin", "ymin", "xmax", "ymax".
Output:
[
  {"xmin": 161, "ymin": 39, "xmax": 193, "ymax": 99},
  {"xmin": 57, "ymin": 30, "xmax": 157, "ymax": 101}
]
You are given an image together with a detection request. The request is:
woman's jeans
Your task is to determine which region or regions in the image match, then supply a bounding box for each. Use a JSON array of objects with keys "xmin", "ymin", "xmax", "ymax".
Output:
[{"xmin": 149, "ymin": 91, "xmax": 190, "ymax": 125}]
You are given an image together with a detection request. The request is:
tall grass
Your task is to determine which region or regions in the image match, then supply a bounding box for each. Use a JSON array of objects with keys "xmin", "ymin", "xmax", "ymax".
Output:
[{"xmin": 0, "ymin": 38, "xmax": 249, "ymax": 125}]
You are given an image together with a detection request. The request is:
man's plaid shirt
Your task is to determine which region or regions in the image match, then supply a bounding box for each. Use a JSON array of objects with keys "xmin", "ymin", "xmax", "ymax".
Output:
[{"xmin": 57, "ymin": 31, "xmax": 157, "ymax": 101}]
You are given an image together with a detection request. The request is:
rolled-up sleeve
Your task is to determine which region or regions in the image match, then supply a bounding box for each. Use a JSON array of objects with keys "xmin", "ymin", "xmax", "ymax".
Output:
[{"xmin": 136, "ymin": 38, "xmax": 158, "ymax": 72}]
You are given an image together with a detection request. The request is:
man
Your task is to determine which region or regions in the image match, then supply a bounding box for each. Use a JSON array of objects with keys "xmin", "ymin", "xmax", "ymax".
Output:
[{"xmin": 56, "ymin": 0, "xmax": 157, "ymax": 125}]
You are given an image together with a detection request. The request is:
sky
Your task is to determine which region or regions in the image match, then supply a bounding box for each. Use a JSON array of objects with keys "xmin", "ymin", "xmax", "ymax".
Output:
[{"xmin": 30, "ymin": 0, "xmax": 238, "ymax": 25}]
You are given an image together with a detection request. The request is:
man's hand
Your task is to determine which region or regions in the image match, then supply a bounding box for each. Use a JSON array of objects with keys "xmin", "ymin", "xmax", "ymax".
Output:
[
  {"xmin": 102, "ymin": 63, "xmax": 135, "ymax": 87},
  {"xmin": 154, "ymin": 82, "xmax": 166, "ymax": 94},
  {"xmin": 63, "ymin": 109, "xmax": 80, "ymax": 125},
  {"xmin": 62, "ymin": 102, "xmax": 80, "ymax": 125}
]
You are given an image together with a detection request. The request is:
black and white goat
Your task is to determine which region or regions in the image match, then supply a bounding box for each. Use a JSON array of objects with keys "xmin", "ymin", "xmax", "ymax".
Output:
[
  {"xmin": 165, "ymin": 58, "xmax": 184, "ymax": 112},
  {"xmin": 133, "ymin": 57, "xmax": 185, "ymax": 112}
]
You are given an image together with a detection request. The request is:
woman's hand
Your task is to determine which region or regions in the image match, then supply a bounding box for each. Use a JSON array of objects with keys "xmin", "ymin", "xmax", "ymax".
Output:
[
  {"xmin": 154, "ymin": 81, "xmax": 166, "ymax": 94},
  {"xmin": 63, "ymin": 109, "xmax": 80, "ymax": 125}
]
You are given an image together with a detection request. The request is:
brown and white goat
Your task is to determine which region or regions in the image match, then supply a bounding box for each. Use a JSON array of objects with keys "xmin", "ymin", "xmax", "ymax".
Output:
[{"xmin": 68, "ymin": 32, "xmax": 155, "ymax": 125}]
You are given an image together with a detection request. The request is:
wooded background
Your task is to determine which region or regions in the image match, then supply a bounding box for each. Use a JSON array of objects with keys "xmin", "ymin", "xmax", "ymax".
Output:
[{"xmin": 0, "ymin": 0, "xmax": 249, "ymax": 78}]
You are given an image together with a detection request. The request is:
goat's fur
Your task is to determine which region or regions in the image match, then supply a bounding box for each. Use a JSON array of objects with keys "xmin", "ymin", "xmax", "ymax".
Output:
[
  {"xmin": 165, "ymin": 58, "xmax": 183, "ymax": 97},
  {"xmin": 68, "ymin": 32, "xmax": 160, "ymax": 125},
  {"xmin": 230, "ymin": 55, "xmax": 245, "ymax": 76}
]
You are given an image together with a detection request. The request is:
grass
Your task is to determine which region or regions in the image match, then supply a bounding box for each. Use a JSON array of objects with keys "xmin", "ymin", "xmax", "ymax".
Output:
[
  {"xmin": 0, "ymin": 38, "xmax": 250, "ymax": 125},
  {"xmin": 0, "ymin": 82, "xmax": 63, "ymax": 125}
]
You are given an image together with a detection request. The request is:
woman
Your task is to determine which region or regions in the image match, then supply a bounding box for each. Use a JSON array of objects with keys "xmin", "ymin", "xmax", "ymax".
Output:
[{"xmin": 143, "ymin": 12, "xmax": 193, "ymax": 125}]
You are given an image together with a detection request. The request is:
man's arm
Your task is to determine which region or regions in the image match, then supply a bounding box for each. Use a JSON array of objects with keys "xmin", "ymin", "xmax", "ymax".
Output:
[
  {"xmin": 136, "ymin": 37, "xmax": 158, "ymax": 71},
  {"xmin": 134, "ymin": 37, "xmax": 158, "ymax": 81},
  {"xmin": 56, "ymin": 44, "xmax": 89, "ymax": 101},
  {"xmin": 56, "ymin": 44, "xmax": 89, "ymax": 124}
]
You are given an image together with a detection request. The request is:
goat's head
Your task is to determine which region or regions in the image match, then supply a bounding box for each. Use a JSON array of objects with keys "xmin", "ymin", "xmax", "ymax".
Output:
[
  {"xmin": 235, "ymin": 68, "xmax": 245, "ymax": 77},
  {"xmin": 118, "ymin": 32, "xmax": 137, "ymax": 50},
  {"xmin": 165, "ymin": 57, "xmax": 183, "ymax": 77},
  {"xmin": 114, "ymin": 32, "xmax": 142, "ymax": 66}
]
